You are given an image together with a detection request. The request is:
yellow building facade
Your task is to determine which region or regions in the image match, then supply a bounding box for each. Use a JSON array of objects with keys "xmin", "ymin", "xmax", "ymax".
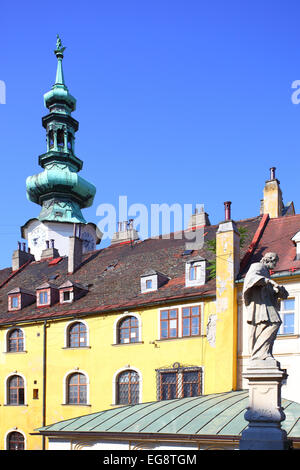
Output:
[{"xmin": 1, "ymin": 40, "xmax": 298, "ymax": 452}]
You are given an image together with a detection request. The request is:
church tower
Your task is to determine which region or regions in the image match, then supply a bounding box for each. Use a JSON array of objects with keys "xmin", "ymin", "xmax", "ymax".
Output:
[{"xmin": 21, "ymin": 36, "xmax": 101, "ymax": 260}]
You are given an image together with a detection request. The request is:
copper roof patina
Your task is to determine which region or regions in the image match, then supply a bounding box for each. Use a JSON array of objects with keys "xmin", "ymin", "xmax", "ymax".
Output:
[{"xmin": 36, "ymin": 390, "xmax": 300, "ymax": 440}]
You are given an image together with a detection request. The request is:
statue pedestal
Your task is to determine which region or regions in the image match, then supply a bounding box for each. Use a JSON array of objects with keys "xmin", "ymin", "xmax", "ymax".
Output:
[{"xmin": 239, "ymin": 361, "xmax": 290, "ymax": 450}]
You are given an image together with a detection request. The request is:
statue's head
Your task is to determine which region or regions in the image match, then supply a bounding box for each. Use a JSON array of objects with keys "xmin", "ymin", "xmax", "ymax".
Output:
[{"xmin": 261, "ymin": 252, "xmax": 279, "ymax": 270}]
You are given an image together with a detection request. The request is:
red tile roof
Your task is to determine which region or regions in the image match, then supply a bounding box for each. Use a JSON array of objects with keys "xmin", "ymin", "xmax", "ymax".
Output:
[
  {"xmin": 239, "ymin": 214, "xmax": 300, "ymax": 276},
  {"xmin": 0, "ymin": 216, "xmax": 263, "ymax": 325}
]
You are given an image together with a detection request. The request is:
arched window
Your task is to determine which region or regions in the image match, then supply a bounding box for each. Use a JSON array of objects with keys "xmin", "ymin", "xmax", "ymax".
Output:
[
  {"xmin": 48, "ymin": 129, "xmax": 54, "ymax": 148},
  {"xmin": 67, "ymin": 132, "xmax": 73, "ymax": 151},
  {"xmin": 7, "ymin": 375, "xmax": 25, "ymax": 405},
  {"xmin": 118, "ymin": 316, "xmax": 139, "ymax": 344},
  {"xmin": 57, "ymin": 129, "xmax": 64, "ymax": 148},
  {"xmin": 7, "ymin": 329, "xmax": 24, "ymax": 352},
  {"xmin": 7, "ymin": 431, "xmax": 25, "ymax": 450},
  {"xmin": 67, "ymin": 373, "xmax": 87, "ymax": 404},
  {"xmin": 116, "ymin": 370, "xmax": 139, "ymax": 405},
  {"xmin": 68, "ymin": 322, "xmax": 87, "ymax": 348}
]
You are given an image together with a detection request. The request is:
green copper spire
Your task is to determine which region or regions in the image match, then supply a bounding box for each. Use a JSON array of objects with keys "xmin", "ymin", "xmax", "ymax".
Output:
[
  {"xmin": 54, "ymin": 34, "xmax": 66, "ymax": 85},
  {"xmin": 43, "ymin": 35, "xmax": 76, "ymax": 114},
  {"xmin": 26, "ymin": 36, "xmax": 96, "ymax": 224}
]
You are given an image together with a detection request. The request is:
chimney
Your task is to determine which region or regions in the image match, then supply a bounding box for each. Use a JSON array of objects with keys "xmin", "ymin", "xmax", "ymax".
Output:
[
  {"xmin": 111, "ymin": 220, "xmax": 139, "ymax": 245},
  {"xmin": 224, "ymin": 201, "xmax": 232, "ymax": 221},
  {"xmin": 12, "ymin": 242, "xmax": 35, "ymax": 271},
  {"xmin": 187, "ymin": 207, "xmax": 211, "ymax": 230},
  {"xmin": 262, "ymin": 167, "xmax": 283, "ymax": 218},
  {"xmin": 40, "ymin": 240, "xmax": 60, "ymax": 260},
  {"xmin": 68, "ymin": 224, "xmax": 83, "ymax": 274},
  {"xmin": 270, "ymin": 167, "xmax": 276, "ymax": 180},
  {"xmin": 215, "ymin": 213, "xmax": 240, "ymax": 391}
]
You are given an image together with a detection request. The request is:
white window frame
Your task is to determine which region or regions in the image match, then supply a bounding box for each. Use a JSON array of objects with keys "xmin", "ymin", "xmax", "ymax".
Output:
[
  {"xmin": 5, "ymin": 372, "xmax": 27, "ymax": 406},
  {"xmin": 5, "ymin": 327, "xmax": 26, "ymax": 353},
  {"xmin": 64, "ymin": 320, "xmax": 90, "ymax": 348},
  {"xmin": 278, "ymin": 296, "xmax": 297, "ymax": 336},
  {"xmin": 113, "ymin": 312, "xmax": 142, "ymax": 345},
  {"xmin": 63, "ymin": 369, "xmax": 90, "ymax": 405},
  {"xmin": 185, "ymin": 259, "xmax": 206, "ymax": 287},
  {"xmin": 4, "ymin": 428, "xmax": 27, "ymax": 450},
  {"xmin": 158, "ymin": 302, "xmax": 204, "ymax": 340},
  {"xmin": 112, "ymin": 366, "xmax": 142, "ymax": 406}
]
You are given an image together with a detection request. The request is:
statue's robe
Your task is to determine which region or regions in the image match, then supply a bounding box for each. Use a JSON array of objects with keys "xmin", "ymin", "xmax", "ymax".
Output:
[
  {"xmin": 243, "ymin": 262, "xmax": 281, "ymax": 325},
  {"xmin": 243, "ymin": 262, "xmax": 281, "ymax": 361}
]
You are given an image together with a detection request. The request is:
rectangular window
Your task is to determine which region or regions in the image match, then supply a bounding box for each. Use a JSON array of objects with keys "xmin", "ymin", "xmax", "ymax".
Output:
[
  {"xmin": 39, "ymin": 291, "xmax": 48, "ymax": 305},
  {"xmin": 160, "ymin": 309, "xmax": 178, "ymax": 339},
  {"xmin": 11, "ymin": 296, "xmax": 19, "ymax": 309},
  {"xmin": 158, "ymin": 368, "xmax": 202, "ymax": 400},
  {"xmin": 160, "ymin": 372, "xmax": 177, "ymax": 400},
  {"xmin": 182, "ymin": 370, "xmax": 201, "ymax": 397},
  {"xmin": 189, "ymin": 264, "xmax": 197, "ymax": 281},
  {"xmin": 279, "ymin": 298, "xmax": 295, "ymax": 335},
  {"xmin": 146, "ymin": 279, "xmax": 152, "ymax": 289},
  {"xmin": 182, "ymin": 306, "xmax": 201, "ymax": 336},
  {"xmin": 63, "ymin": 291, "xmax": 71, "ymax": 302}
]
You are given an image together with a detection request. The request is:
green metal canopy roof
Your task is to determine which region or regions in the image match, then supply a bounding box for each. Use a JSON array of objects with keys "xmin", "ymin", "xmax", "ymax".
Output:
[{"xmin": 37, "ymin": 391, "xmax": 300, "ymax": 439}]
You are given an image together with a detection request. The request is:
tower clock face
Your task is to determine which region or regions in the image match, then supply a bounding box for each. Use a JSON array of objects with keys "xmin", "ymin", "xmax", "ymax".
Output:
[
  {"xmin": 81, "ymin": 232, "xmax": 95, "ymax": 252},
  {"xmin": 30, "ymin": 225, "xmax": 47, "ymax": 248}
]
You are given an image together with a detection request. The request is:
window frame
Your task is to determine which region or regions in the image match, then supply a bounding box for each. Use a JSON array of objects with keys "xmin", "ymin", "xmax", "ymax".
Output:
[
  {"xmin": 37, "ymin": 289, "xmax": 50, "ymax": 307},
  {"xmin": 157, "ymin": 367, "xmax": 203, "ymax": 401},
  {"xmin": 117, "ymin": 315, "xmax": 139, "ymax": 344},
  {"xmin": 160, "ymin": 308, "xmax": 179, "ymax": 339},
  {"xmin": 7, "ymin": 328, "xmax": 24, "ymax": 353},
  {"xmin": 185, "ymin": 258, "xmax": 206, "ymax": 287},
  {"xmin": 112, "ymin": 366, "xmax": 142, "ymax": 405},
  {"xmin": 65, "ymin": 320, "xmax": 89, "ymax": 349},
  {"xmin": 66, "ymin": 372, "xmax": 88, "ymax": 405},
  {"xmin": 159, "ymin": 303, "xmax": 202, "ymax": 340},
  {"xmin": 68, "ymin": 322, "xmax": 88, "ymax": 348},
  {"xmin": 278, "ymin": 297, "xmax": 296, "ymax": 336},
  {"xmin": 113, "ymin": 313, "xmax": 142, "ymax": 345},
  {"xmin": 6, "ymin": 374, "xmax": 25, "ymax": 406},
  {"xmin": 5, "ymin": 430, "xmax": 26, "ymax": 450},
  {"xmin": 182, "ymin": 305, "xmax": 201, "ymax": 337},
  {"xmin": 116, "ymin": 369, "xmax": 140, "ymax": 405}
]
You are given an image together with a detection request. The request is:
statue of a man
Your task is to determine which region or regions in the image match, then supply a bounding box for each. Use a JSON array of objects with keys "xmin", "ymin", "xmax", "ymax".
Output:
[{"xmin": 243, "ymin": 253, "xmax": 288, "ymax": 364}]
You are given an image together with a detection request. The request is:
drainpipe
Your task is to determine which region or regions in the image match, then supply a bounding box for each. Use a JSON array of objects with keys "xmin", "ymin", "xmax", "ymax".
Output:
[{"xmin": 42, "ymin": 320, "xmax": 47, "ymax": 450}]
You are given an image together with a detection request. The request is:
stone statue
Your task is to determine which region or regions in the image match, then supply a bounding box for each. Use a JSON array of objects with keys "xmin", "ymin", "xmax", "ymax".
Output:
[{"xmin": 243, "ymin": 252, "xmax": 288, "ymax": 364}]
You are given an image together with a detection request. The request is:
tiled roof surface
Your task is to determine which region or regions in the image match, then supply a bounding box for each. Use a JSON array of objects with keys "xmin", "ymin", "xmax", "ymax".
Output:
[
  {"xmin": 0, "ymin": 216, "xmax": 262, "ymax": 324},
  {"xmin": 240, "ymin": 214, "xmax": 300, "ymax": 276},
  {"xmin": 36, "ymin": 390, "xmax": 300, "ymax": 438}
]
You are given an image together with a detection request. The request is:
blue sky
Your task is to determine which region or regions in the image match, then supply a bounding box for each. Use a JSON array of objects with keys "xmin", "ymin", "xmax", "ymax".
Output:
[{"xmin": 0, "ymin": 0, "xmax": 300, "ymax": 268}]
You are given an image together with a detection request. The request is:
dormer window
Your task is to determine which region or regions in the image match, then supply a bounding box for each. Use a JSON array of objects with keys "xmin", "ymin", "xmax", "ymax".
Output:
[
  {"xmin": 39, "ymin": 291, "xmax": 48, "ymax": 305},
  {"xmin": 11, "ymin": 296, "xmax": 19, "ymax": 309},
  {"xmin": 63, "ymin": 291, "xmax": 72, "ymax": 302},
  {"xmin": 292, "ymin": 231, "xmax": 300, "ymax": 260},
  {"xmin": 8, "ymin": 288, "xmax": 35, "ymax": 312},
  {"xmin": 58, "ymin": 281, "xmax": 88, "ymax": 304},
  {"xmin": 189, "ymin": 264, "xmax": 198, "ymax": 281},
  {"xmin": 36, "ymin": 283, "xmax": 59, "ymax": 308},
  {"xmin": 140, "ymin": 270, "xmax": 169, "ymax": 294},
  {"xmin": 185, "ymin": 257, "xmax": 206, "ymax": 287}
]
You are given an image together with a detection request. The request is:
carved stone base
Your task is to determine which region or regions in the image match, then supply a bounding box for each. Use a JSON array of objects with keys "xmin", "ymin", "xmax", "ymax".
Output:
[{"xmin": 239, "ymin": 362, "xmax": 290, "ymax": 450}]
